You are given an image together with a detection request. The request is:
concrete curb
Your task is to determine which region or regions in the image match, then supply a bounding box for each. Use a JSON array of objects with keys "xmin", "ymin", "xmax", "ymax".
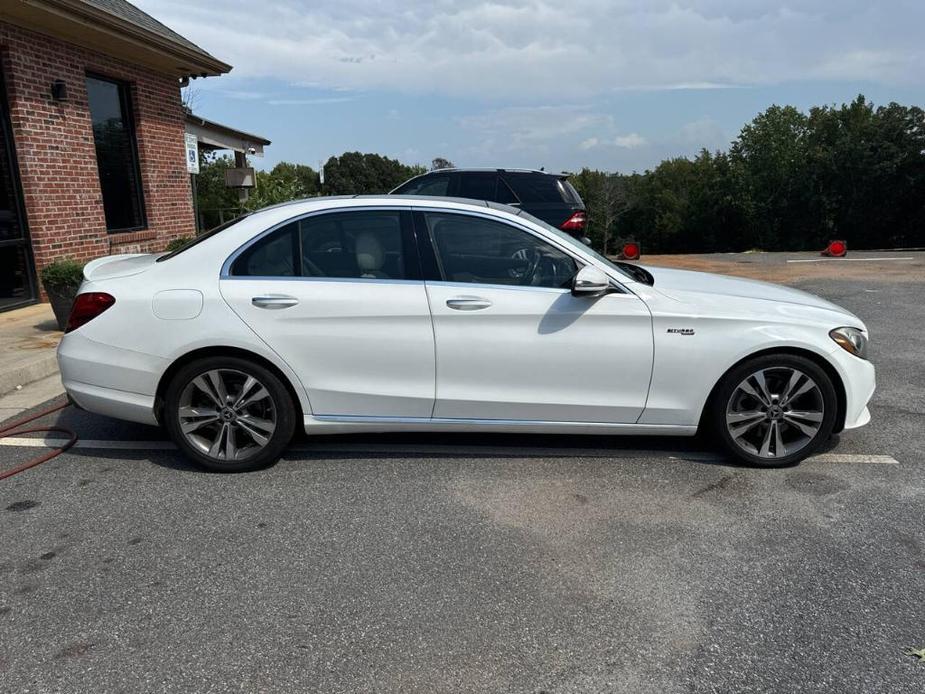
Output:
[{"xmin": 0, "ymin": 352, "xmax": 59, "ymax": 398}]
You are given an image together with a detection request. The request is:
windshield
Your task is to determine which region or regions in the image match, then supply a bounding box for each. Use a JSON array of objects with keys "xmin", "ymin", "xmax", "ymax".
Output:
[
  {"xmin": 515, "ymin": 210, "xmax": 635, "ymax": 281},
  {"xmin": 156, "ymin": 213, "xmax": 251, "ymax": 262}
]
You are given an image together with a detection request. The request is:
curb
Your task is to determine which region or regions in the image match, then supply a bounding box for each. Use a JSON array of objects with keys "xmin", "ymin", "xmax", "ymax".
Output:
[{"xmin": 0, "ymin": 352, "xmax": 60, "ymax": 398}]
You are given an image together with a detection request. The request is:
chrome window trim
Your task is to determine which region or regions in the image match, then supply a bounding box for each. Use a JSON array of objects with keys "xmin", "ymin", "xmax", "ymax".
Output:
[{"xmin": 220, "ymin": 203, "xmax": 631, "ymax": 295}]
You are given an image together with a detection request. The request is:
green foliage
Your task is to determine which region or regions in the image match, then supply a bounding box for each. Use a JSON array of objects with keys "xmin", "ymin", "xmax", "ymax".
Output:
[
  {"xmin": 40, "ymin": 258, "xmax": 84, "ymax": 291},
  {"xmin": 606, "ymin": 95, "xmax": 925, "ymax": 253},
  {"xmin": 321, "ymin": 152, "xmax": 426, "ymax": 195},
  {"xmin": 164, "ymin": 237, "xmax": 192, "ymax": 252},
  {"xmin": 904, "ymin": 647, "xmax": 925, "ymax": 662}
]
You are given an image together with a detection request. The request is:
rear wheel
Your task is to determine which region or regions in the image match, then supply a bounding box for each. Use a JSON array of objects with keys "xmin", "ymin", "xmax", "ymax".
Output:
[
  {"xmin": 164, "ymin": 356, "xmax": 296, "ymax": 472},
  {"xmin": 710, "ymin": 354, "xmax": 837, "ymax": 467}
]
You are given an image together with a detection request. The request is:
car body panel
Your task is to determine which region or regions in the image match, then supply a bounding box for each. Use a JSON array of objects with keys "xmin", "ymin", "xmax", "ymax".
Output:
[
  {"xmin": 425, "ymin": 281, "xmax": 653, "ymax": 422},
  {"xmin": 219, "ymin": 277, "xmax": 436, "ymax": 417}
]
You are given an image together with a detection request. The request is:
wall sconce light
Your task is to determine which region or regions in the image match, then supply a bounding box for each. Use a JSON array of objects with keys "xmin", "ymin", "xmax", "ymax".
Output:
[{"xmin": 50, "ymin": 80, "xmax": 68, "ymax": 101}]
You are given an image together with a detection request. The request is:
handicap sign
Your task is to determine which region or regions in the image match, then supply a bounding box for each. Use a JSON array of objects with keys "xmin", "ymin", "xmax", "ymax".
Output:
[{"xmin": 185, "ymin": 133, "xmax": 199, "ymax": 174}]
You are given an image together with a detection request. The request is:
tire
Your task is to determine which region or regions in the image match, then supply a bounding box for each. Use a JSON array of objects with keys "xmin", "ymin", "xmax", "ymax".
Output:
[
  {"xmin": 709, "ymin": 353, "xmax": 838, "ymax": 467},
  {"xmin": 164, "ymin": 356, "xmax": 296, "ymax": 472}
]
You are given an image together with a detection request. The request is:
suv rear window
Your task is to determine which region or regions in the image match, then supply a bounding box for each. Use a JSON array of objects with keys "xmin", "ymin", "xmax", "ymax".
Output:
[{"xmin": 502, "ymin": 173, "xmax": 570, "ymax": 203}]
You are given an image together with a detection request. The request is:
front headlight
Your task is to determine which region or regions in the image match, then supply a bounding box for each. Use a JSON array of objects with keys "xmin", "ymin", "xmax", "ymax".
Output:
[{"xmin": 830, "ymin": 326, "xmax": 869, "ymax": 359}]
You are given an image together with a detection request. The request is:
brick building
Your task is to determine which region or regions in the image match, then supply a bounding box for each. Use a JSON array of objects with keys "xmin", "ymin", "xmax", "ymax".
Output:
[{"xmin": 0, "ymin": 0, "xmax": 231, "ymax": 311}]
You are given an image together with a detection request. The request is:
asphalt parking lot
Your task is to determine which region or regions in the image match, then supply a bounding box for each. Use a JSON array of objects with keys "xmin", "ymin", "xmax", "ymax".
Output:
[{"xmin": 2, "ymin": 254, "xmax": 924, "ymax": 692}]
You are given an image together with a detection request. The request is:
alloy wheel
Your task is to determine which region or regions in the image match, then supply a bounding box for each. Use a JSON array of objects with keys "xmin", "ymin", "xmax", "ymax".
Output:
[
  {"xmin": 725, "ymin": 366, "xmax": 825, "ymax": 460},
  {"xmin": 177, "ymin": 369, "xmax": 277, "ymax": 462}
]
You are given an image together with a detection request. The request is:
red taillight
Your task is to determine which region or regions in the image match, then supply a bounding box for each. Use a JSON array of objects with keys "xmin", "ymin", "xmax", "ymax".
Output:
[
  {"xmin": 559, "ymin": 211, "xmax": 587, "ymax": 232},
  {"xmin": 65, "ymin": 292, "xmax": 115, "ymax": 333}
]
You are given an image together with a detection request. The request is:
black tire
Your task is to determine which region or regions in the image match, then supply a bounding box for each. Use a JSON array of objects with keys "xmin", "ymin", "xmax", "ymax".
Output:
[
  {"xmin": 164, "ymin": 356, "xmax": 296, "ymax": 473},
  {"xmin": 709, "ymin": 353, "xmax": 838, "ymax": 467}
]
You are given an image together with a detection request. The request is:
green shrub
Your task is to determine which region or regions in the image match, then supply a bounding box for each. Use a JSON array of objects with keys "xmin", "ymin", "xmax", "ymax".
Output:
[
  {"xmin": 40, "ymin": 258, "xmax": 85, "ymax": 292},
  {"xmin": 164, "ymin": 236, "xmax": 192, "ymax": 253}
]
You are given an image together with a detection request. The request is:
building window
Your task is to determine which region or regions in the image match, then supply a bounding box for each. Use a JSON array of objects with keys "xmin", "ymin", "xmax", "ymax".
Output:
[{"xmin": 86, "ymin": 75, "xmax": 146, "ymax": 232}]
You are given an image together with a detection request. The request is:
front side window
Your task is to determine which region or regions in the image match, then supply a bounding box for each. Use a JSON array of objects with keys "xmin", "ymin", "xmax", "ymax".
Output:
[
  {"xmin": 423, "ymin": 212, "xmax": 577, "ymax": 289},
  {"xmin": 230, "ymin": 210, "xmax": 411, "ymax": 280},
  {"xmin": 86, "ymin": 75, "xmax": 145, "ymax": 232}
]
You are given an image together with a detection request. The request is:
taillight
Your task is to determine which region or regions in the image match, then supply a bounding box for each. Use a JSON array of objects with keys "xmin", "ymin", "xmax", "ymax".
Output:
[
  {"xmin": 65, "ymin": 292, "xmax": 115, "ymax": 333},
  {"xmin": 560, "ymin": 211, "xmax": 587, "ymax": 232}
]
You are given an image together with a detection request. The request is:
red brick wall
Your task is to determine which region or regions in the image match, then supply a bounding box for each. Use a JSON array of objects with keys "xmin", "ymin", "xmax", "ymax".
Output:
[{"xmin": 0, "ymin": 21, "xmax": 195, "ymax": 282}]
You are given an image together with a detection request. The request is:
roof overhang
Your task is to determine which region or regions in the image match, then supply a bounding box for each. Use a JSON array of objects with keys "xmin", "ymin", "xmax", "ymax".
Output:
[
  {"xmin": 0, "ymin": 0, "xmax": 231, "ymax": 78},
  {"xmin": 185, "ymin": 113, "xmax": 270, "ymax": 156}
]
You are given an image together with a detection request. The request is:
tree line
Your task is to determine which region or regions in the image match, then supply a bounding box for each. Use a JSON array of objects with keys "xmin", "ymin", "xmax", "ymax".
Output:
[{"xmin": 196, "ymin": 95, "xmax": 925, "ymax": 252}]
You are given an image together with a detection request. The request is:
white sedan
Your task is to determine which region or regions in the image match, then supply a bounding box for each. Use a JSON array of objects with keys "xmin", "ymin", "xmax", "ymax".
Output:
[{"xmin": 57, "ymin": 197, "xmax": 875, "ymax": 472}]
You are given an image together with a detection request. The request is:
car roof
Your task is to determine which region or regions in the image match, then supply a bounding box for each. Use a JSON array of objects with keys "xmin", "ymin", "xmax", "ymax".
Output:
[{"xmin": 241, "ymin": 194, "xmax": 523, "ymax": 221}]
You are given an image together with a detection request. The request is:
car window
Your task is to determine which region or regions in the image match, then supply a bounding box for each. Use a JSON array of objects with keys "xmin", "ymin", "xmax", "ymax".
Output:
[
  {"xmin": 229, "ymin": 210, "xmax": 409, "ymax": 280},
  {"xmin": 502, "ymin": 173, "xmax": 569, "ymax": 203},
  {"xmin": 396, "ymin": 175, "xmax": 450, "ymax": 196},
  {"xmin": 230, "ymin": 224, "xmax": 298, "ymax": 277},
  {"xmin": 423, "ymin": 212, "xmax": 577, "ymax": 289},
  {"xmin": 300, "ymin": 210, "xmax": 405, "ymax": 279},
  {"xmin": 457, "ymin": 173, "xmax": 497, "ymax": 201}
]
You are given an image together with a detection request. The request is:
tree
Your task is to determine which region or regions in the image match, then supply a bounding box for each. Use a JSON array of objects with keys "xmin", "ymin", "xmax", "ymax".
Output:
[
  {"xmin": 431, "ymin": 157, "xmax": 455, "ymax": 170},
  {"xmin": 570, "ymin": 169, "xmax": 628, "ymax": 254},
  {"xmin": 321, "ymin": 152, "xmax": 426, "ymax": 195}
]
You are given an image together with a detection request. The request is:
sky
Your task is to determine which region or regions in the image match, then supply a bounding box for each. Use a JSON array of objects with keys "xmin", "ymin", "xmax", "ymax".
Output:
[{"xmin": 137, "ymin": 0, "xmax": 925, "ymax": 174}]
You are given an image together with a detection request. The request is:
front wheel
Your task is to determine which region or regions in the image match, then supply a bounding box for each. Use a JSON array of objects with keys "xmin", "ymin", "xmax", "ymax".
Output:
[
  {"xmin": 164, "ymin": 356, "xmax": 296, "ymax": 472},
  {"xmin": 709, "ymin": 354, "xmax": 838, "ymax": 467}
]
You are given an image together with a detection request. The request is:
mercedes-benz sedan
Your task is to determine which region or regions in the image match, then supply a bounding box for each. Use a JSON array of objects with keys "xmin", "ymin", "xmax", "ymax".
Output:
[{"xmin": 57, "ymin": 197, "xmax": 875, "ymax": 472}]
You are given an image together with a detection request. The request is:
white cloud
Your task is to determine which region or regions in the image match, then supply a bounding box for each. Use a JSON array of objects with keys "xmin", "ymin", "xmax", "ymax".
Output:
[
  {"xmin": 579, "ymin": 137, "xmax": 599, "ymax": 150},
  {"xmin": 266, "ymin": 96, "xmax": 355, "ymax": 105},
  {"xmin": 614, "ymin": 133, "xmax": 647, "ymax": 149},
  {"xmin": 135, "ymin": 0, "xmax": 925, "ymax": 99}
]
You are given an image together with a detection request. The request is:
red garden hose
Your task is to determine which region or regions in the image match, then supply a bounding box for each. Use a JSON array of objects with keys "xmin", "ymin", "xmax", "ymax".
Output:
[{"xmin": 0, "ymin": 402, "xmax": 77, "ymax": 480}]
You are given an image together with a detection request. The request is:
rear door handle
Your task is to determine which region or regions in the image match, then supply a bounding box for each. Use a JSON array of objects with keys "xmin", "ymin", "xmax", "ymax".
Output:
[
  {"xmin": 446, "ymin": 297, "xmax": 492, "ymax": 311},
  {"xmin": 252, "ymin": 295, "xmax": 299, "ymax": 309}
]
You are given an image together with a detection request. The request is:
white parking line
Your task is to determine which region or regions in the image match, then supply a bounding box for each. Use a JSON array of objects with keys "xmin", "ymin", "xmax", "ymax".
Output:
[
  {"xmin": 786, "ymin": 257, "xmax": 914, "ymax": 263},
  {"xmin": 806, "ymin": 453, "xmax": 899, "ymax": 464},
  {"xmin": 0, "ymin": 436, "xmax": 900, "ymax": 464}
]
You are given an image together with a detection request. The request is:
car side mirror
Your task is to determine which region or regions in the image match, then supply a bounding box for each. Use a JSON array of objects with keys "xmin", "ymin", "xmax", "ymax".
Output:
[{"xmin": 572, "ymin": 266, "xmax": 611, "ymax": 297}]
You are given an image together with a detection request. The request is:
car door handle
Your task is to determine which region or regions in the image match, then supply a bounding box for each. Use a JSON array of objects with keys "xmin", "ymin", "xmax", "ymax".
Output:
[
  {"xmin": 446, "ymin": 297, "xmax": 492, "ymax": 311},
  {"xmin": 252, "ymin": 295, "xmax": 299, "ymax": 309}
]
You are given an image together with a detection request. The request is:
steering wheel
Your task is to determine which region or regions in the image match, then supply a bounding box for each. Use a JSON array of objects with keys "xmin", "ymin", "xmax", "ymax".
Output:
[{"xmin": 509, "ymin": 247, "xmax": 541, "ymax": 286}]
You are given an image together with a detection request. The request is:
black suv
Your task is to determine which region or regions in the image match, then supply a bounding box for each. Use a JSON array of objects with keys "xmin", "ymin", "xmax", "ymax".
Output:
[{"xmin": 391, "ymin": 168, "xmax": 588, "ymax": 239}]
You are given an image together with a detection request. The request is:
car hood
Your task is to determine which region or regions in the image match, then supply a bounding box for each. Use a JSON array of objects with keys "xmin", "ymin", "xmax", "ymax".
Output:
[
  {"xmin": 83, "ymin": 253, "xmax": 159, "ymax": 281},
  {"xmin": 639, "ymin": 265, "xmax": 862, "ymax": 322}
]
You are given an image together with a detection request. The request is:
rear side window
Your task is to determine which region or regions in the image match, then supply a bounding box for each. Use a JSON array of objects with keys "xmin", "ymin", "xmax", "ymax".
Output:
[
  {"xmin": 301, "ymin": 211, "xmax": 405, "ymax": 279},
  {"xmin": 229, "ymin": 210, "xmax": 414, "ymax": 280},
  {"xmin": 457, "ymin": 173, "xmax": 497, "ymax": 200},
  {"xmin": 502, "ymin": 173, "xmax": 569, "ymax": 203},
  {"xmin": 395, "ymin": 174, "xmax": 450, "ymax": 196}
]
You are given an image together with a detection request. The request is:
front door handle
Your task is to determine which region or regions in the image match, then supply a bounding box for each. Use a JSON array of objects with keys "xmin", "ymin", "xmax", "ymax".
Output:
[
  {"xmin": 252, "ymin": 295, "xmax": 299, "ymax": 309},
  {"xmin": 446, "ymin": 297, "xmax": 492, "ymax": 311}
]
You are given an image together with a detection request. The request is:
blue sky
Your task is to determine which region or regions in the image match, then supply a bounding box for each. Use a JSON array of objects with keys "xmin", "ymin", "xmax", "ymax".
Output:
[{"xmin": 138, "ymin": 0, "xmax": 924, "ymax": 174}]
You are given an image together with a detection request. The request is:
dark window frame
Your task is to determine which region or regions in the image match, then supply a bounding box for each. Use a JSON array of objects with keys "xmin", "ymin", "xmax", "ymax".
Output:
[{"xmin": 86, "ymin": 72, "xmax": 147, "ymax": 233}]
